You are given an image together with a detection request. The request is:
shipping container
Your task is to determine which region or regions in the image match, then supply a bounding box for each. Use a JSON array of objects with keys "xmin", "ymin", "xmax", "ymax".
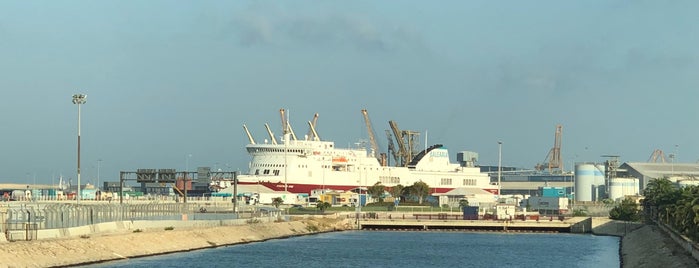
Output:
[{"xmin": 462, "ymin": 206, "xmax": 479, "ymax": 220}]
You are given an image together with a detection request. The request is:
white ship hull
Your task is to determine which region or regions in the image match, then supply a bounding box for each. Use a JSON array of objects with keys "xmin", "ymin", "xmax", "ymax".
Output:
[{"xmin": 213, "ymin": 133, "xmax": 496, "ymax": 195}]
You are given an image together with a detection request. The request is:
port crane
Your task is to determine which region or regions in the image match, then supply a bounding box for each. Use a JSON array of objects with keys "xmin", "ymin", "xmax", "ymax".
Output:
[
  {"xmin": 648, "ymin": 149, "xmax": 667, "ymax": 163},
  {"xmin": 385, "ymin": 129, "xmax": 400, "ymax": 166},
  {"xmin": 361, "ymin": 109, "xmax": 387, "ymax": 165},
  {"xmin": 388, "ymin": 120, "xmax": 420, "ymax": 167},
  {"xmin": 535, "ymin": 124, "xmax": 563, "ymax": 172}
]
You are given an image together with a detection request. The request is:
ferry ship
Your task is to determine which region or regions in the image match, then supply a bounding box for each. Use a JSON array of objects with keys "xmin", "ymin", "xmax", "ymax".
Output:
[{"xmin": 211, "ymin": 110, "xmax": 496, "ymax": 195}]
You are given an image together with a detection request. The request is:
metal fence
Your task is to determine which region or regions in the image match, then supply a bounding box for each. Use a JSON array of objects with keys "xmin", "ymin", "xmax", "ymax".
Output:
[{"xmin": 1, "ymin": 202, "xmax": 256, "ymax": 240}]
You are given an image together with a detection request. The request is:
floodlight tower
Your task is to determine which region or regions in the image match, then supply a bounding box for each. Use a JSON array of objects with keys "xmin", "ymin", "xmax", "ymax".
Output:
[{"xmin": 72, "ymin": 94, "xmax": 87, "ymax": 204}]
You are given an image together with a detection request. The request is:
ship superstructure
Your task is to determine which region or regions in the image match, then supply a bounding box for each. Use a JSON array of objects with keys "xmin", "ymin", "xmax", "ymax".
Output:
[{"xmin": 212, "ymin": 110, "xmax": 495, "ymax": 195}]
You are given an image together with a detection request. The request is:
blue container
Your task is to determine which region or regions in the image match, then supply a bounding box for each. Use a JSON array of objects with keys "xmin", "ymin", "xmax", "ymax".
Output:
[
  {"xmin": 462, "ymin": 206, "xmax": 479, "ymax": 220},
  {"xmin": 541, "ymin": 187, "xmax": 566, "ymax": 197}
]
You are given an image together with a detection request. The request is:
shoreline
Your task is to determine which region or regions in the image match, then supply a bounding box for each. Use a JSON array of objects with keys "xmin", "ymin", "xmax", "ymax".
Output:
[
  {"xmin": 591, "ymin": 218, "xmax": 698, "ymax": 268},
  {"xmin": 0, "ymin": 217, "xmax": 353, "ymax": 268},
  {"xmin": 2, "ymin": 217, "xmax": 697, "ymax": 267}
]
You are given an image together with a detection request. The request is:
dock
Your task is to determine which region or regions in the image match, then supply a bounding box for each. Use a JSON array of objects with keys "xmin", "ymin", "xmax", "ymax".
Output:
[{"xmin": 351, "ymin": 214, "xmax": 592, "ymax": 233}]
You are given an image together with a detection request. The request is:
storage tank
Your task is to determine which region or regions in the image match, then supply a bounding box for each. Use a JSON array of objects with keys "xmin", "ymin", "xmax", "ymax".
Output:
[
  {"xmin": 609, "ymin": 178, "xmax": 638, "ymax": 201},
  {"xmin": 575, "ymin": 164, "xmax": 595, "ymax": 202},
  {"xmin": 593, "ymin": 164, "xmax": 607, "ymax": 201},
  {"xmin": 678, "ymin": 179, "xmax": 699, "ymax": 188}
]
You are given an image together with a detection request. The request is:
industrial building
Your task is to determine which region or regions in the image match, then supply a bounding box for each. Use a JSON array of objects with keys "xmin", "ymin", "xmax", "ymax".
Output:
[{"xmin": 618, "ymin": 162, "xmax": 699, "ymax": 190}]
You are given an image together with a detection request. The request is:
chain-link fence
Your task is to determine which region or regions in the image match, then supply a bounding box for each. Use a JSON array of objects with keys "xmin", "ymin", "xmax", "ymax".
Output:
[{"xmin": 1, "ymin": 202, "xmax": 267, "ymax": 241}]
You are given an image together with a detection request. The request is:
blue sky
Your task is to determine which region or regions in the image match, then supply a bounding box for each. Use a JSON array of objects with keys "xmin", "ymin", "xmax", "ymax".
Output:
[{"xmin": 0, "ymin": 1, "xmax": 697, "ymax": 185}]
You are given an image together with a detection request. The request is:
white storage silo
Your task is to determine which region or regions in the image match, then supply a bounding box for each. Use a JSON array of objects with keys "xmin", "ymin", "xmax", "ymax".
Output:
[
  {"xmin": 609, "ymin": 178, "xmax": 638, "ymax": 201},
  {"xmin": 575, "ymin": 164, "xmax": 595, "ymax": 202},
  {"xmin": 678, "ymin": 179, "xmax": 699, "ymax": 188},
  {"xmin": 593, "ymin": 164, "xmax": 607, "ymax": 201}
]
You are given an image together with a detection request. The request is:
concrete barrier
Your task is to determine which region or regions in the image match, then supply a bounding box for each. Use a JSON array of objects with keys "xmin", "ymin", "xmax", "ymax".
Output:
[{"xmin": 37, "ymin": 229, "xmax": 62, "ymax": 239}]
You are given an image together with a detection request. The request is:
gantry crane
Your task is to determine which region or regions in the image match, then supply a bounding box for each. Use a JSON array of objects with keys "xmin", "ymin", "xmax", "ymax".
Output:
[
  {"xmin": 536, "ymin": 124, "xmax": 563, "ymax": 172},
  {"xmin": 648, "ymin": 149, "xmax": 667, "ymax": 163}
]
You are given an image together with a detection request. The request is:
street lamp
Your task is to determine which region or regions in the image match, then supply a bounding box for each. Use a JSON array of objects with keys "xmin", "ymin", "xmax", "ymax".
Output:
[
  {"xmin": 498, "ymin": 141, "xmax": 502, "ymax": 203},
  {"xmin": 185, "ymin": 154, "xmax": 192, "ymax": 172},
  {"xmin": 97, "ymin": 159, "xmax": 102, "ymax": 190},
  {"xmin": 72, "ymin": 94, "xmax": 87, "ymax": 204}
]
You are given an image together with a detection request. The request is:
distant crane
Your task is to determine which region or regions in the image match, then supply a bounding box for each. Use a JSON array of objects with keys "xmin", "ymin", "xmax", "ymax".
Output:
[
  {"xmin": 361, "ymin": 109, "xmax": 386, "ymax": 165},
  {"xmin": 535, "ymin": 124, "xmax": 563, "ymax": 172},
  {"xmin": 388, "ymin": 120, "xmax": 420, "ymax": 167},
  {"xmin": 648, "ymin": 149, "xmax": 667, "ymax": 163},
  {"xmin": 385, "ymin": 129, "xmax": 400, "ymax": 166}
]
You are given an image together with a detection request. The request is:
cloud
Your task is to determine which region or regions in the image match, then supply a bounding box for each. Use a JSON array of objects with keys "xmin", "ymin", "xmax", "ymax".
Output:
[
  {"xmin": 232, "ymin": 15, "xmax": 275, "ymax": 47},
  {"xmin": 228, "ymin": 8, "xmax": 426, "ymax": 53}
]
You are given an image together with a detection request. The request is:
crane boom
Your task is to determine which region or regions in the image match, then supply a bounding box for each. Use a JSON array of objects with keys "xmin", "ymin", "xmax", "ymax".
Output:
[
  {"xmin": 243, "ymin": 124, "xmax": 256, "ymax": 144},
  {"xmin": 361, "ymin": 109, "xmax": 380, "ymax": 160},
  {"xmin": 279, "ymin": 108, "xmax": 288, "ymax": 134},
  {"xmin": 306, "ymin": 113, "xmax": 319, "ymax": 141},
  {"xmin": 389, "ymin": 120, "xmax": 409, "ymax": 167},
  {"xmin": 264, "ymin": 123, "xmax": 278, "ymax": 145},
  {"xmin": 536, "ymin": 124, "xmax": 563, "ymax": 172},
  {"xmin": 385, "ymin": 129, "xmax": 399, "ymax": 166},
  {"xmin": 307, "ymin": 121, "xmax": 320, "ymax": 141}
]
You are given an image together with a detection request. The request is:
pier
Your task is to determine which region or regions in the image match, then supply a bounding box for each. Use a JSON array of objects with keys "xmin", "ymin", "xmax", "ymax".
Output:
[{"xmin": 352, "ymin": 214, "xmax": 592, "ymax": 233}]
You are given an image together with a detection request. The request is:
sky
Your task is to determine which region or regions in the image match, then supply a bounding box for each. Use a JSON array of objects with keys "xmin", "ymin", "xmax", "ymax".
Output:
[{"xmin": 0, "ymin": 1, "xmax": 697, "ymax": 185}]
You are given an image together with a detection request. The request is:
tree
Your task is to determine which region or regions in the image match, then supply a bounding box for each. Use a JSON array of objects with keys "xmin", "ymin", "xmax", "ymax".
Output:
[
  {"xmin": 643, "ymin": 178, "xmax": 679, "ymax": 222},
  {"xmin": 643, "ymin": 178, "xmax": 678, "ymax": 207},
  {"xmin": 316, "ymin": 201, "xmax": 331, "ymax": 212},
  {"xmin": 609, "ymin": 197, "xmax": 640, "ymax": 221},
  {"xmin": 271, "ymin": 197, "xmax": 283, "ymax": 208},
  {"xmin": 390, "ymin": 184, "xmax": 404, "ymax": 203},
  {"xmin": 458, "ymin": 199, "xmax": 470, "ymax": 209},
  {"xmin": 410, "ymin": 181, "xmax": 430, "ymax": 205},
  {"xmin": 367, "ymin": 182, "xmax": 386, "ymax": 203},
  {"xmin": 671, "ymin": 185, "xmax": 699, "ymax": 241}
]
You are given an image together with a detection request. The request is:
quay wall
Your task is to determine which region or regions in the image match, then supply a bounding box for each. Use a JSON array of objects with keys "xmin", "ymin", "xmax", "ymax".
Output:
[{"xmin": 0, "ymin": 216, "xmax": 353, "ymax": 268}]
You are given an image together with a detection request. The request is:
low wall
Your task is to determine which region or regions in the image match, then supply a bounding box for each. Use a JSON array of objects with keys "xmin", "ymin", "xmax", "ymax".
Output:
[
  {"xmin": 0, "ymin": 217, "xmax": 351, "ymax": 267},
  {"xmin": 4, "ymin": 215, "xmax": 279, "ymax": 242},
  {"xmin": 657, "ymin": 221, "xmax": 699, "ymax": 263}
]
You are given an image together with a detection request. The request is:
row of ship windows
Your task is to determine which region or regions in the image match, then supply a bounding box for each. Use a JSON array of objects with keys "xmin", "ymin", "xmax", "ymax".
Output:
[
  {"xmin": 248, "ymin": 148, "xmax": 305, "ymax": 153},
  {"xmin": 251, "ymin": 163, "xmax": 391, "ymax": 172},
  {"xmin": 253, "ymin": 170, "xmax": 477, "ymax": 187},
  {"xmin": 255, "ymin": 169, "xmax": 280, "ymax": 176},
  {"xmin": 440, "ymin": 178, "xmax": 477, "ymax": 186}
]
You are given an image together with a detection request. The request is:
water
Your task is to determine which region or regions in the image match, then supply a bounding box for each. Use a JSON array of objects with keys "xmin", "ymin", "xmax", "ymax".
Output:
[{"xmin": 85, "ymin": 231, "xmax": 620, "ymax": 268}]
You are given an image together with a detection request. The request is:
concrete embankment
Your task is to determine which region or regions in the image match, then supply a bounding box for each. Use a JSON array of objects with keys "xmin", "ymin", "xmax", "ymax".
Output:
[
  {"xmin": 0, "ymin": 217, "xmax": 352, "ymax": 268},
  {"xmin": 591, "ymin": 218, "xmax": 699, "ymax": 268}
]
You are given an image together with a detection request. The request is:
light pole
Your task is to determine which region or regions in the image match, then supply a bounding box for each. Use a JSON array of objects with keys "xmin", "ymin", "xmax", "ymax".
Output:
[
  {"xmin": 97, "ymin": 159, "xmax": 102, "ymax": 190},
  {"xmin": 498, "ymin": 141, "xmax": 502, "ymax": 203},
  {"xmin": 72, "ymin": 94, "xmax": 86, "ymax": 204},
  {"xmin": 185, "ymin": 154, "xmax": 192, "ymax": 172}
]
